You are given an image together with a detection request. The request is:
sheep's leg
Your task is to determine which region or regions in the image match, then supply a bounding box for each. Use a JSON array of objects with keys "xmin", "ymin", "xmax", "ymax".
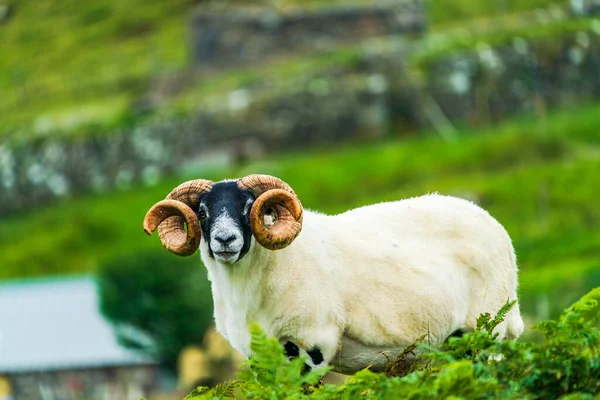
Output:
[
  {"xmin": 283, "ymin": 323, "xmax": 339, "ymax": 369},
  {"xmin": 284, "ymin": 340, "xmax": 326, "ymax": 393},
  {"xmin": 284, "ymin": 341, "xmax": 325, "ymax": 375}
]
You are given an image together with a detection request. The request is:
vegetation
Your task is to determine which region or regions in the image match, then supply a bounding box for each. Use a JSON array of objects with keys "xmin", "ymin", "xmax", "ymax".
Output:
[
  {"xmin": 186, "ymin": 287, "xmax": 600, "ymax": 399},
  {"xmin": 0, "ymin": 0, "xmax": 194, "ymax": 136},
  {"xmin": 428, "ymin": 0, "xmax": 564, "ymax": 28},
  {"xmin": 412, "ymin": 16, "xmax": 600, "ymax": 71},
  {"xmin": 97, "ymin": 250, "xmax": 214, "ymax": 370}
]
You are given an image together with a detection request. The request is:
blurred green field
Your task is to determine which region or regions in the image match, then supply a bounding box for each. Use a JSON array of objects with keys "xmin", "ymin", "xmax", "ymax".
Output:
[
  {"xmin": 428, "ymin": 0, "xmax": 562, "ymax": 27},
  {"xmin": 0, "ymin": 0, "xmax": 191, "ymax": 135},
  {"xmin": 0, "ymin": 0, "xmax": 565, "ymax": 138},
  {"xmin": 1, "ymin": 103, "xmax": 598, "ymax": 321}
]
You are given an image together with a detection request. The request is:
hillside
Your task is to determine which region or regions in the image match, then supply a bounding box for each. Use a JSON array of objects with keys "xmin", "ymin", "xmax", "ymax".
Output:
[
  {"xmin": 0, "ymin": 0, "xmax": 564, "ymax": 138},
  {"xmin": 1, "ymin": 103, "xmax": 598, "ymax": 322}
]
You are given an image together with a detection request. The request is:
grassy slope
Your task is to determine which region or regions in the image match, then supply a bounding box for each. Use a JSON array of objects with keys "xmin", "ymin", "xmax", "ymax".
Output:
[
  {"xmin": 1, "ymin": 103, "xmax": 598, "ymax": 319},
  {"xmin": 428, "ymin": 0, "xmax": 563, "ymax": 28},
  {"xmin": 0, "ymin": 0, "xmax": 564, "ymax": 137},
  {"xmin": 0, "ymin": 0, "xmax": 191, "ymax": 135}
]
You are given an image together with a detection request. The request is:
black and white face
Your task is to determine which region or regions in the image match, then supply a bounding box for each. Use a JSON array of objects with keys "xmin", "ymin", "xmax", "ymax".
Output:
[{"xmin": 197, "ymin": 181, "xmax": 255, "ymax": 264}]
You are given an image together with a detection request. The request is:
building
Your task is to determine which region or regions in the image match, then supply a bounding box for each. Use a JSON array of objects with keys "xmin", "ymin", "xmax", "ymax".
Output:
[{"xmin": 0, "ymin": 276, "xmax": 159, "ymax": 400}]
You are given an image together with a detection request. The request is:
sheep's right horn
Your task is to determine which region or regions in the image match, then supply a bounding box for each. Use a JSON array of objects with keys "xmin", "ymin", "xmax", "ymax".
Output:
[
  {"xmin": 238, "ymin": 175, "xmax": 303, "ymax": 250},
  {"xmin": 143, "ymin": 179, "xmax": 213, "ymax": 256}
]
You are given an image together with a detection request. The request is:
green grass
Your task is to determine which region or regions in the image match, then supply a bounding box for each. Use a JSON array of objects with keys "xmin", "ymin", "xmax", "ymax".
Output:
[
  {"xmin": 0, "ymin": 0, "xmax": 191, "ymax": 136},
  {"xmin": 412, "ymin": 16, "xmax": 600, "ymax": 71},
  {"xmin": 1, "ymin": 103, "xmax": 598, "ymax": 319},
  {"xmin": 428, "ymin": 0, "xmax": 564, "ymax": 28}
]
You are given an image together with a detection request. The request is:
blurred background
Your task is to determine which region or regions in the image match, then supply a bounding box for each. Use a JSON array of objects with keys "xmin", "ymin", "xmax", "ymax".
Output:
[{"xmin": 0, "ymin": 0, "xmax": 599, "ymax": 398}]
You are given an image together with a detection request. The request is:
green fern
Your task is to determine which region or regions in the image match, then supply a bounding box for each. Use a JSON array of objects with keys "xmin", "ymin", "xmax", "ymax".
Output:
[{"xmin": 476, "ymin": 299, "xmax": 518, "ymax": 336}]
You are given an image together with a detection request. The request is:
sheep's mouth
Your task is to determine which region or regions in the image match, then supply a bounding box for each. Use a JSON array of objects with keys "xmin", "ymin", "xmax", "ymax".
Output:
[{"xmin": 214, "ymin": 251, "xmax": 238, "ymax": 262}]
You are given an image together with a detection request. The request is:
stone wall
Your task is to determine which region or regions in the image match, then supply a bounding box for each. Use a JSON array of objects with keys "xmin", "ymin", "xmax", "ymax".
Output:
[
  {"xmin": 190, "ymin": 0, "xmax": 426, "ymax": 67},
  {"xmin": 0, "ymin": 72, "xmax": 391, "ymax": 216},
  {"xmin": 571, "ymin": 0, "xmax": 600, "ymax": 16},
  {"xmin": 421, "ymin": 30, "xmax": 600, "ymax": 129}
]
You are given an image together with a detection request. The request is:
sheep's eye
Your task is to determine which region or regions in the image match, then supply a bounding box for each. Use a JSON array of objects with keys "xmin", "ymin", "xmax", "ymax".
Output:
[
  {"xmin": 199, "ymin": 210, "xmax": 207, "ymax": 221},
  {"xmin": 243, "ymin": 198, "xmax": 255, "ymax": 216}
]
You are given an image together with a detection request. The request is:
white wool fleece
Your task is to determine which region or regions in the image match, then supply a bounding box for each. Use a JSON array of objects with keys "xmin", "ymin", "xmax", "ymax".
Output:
[{"xmin": 200, "ymin": 193, "xmax": 525, "ymax": 374}]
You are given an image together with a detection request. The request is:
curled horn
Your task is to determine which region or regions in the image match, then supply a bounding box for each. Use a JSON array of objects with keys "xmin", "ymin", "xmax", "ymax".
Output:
[
  {"xmin": 238, "ymin": 174, "xmax": 303, "ymax": 250},
  {"xmin": 143, "ymin": 179, "xmax": 214, "ymax": 256}
]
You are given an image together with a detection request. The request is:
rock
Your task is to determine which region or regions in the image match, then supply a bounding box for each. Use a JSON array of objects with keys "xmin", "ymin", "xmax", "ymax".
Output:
[
  {"xmin": 189, "ymin": 0, "xmax": 426, "ymax": 68},
  {"xmin": 570, "ymin": 0, "xmax": 600, "ymax": 16},
  {"xmin": 0, "ymin": 4, "xmax": 10, "ymax": 23}
]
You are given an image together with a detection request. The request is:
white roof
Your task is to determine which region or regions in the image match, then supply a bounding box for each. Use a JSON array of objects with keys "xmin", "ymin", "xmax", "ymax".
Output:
[{"xmin": 0, "ymin": 276, "xmax": 156, "ymax": 373}]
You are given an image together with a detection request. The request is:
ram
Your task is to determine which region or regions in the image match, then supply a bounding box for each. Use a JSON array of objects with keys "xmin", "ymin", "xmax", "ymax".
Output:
[{"xmin": 143, "ymin": 174, "xmax": 524, "ymax": 374}]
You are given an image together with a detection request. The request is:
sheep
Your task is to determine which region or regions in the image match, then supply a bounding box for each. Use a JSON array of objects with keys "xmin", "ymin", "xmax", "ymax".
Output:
[{"xmin": 143, "ymin": 174, "xmax": 525, "ymax": 374}]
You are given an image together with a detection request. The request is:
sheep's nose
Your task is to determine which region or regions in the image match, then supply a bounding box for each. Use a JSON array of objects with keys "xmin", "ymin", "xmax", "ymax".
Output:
[{"xmin": 215, "ymin": 234, "xmax": 236, "ymax": 245}]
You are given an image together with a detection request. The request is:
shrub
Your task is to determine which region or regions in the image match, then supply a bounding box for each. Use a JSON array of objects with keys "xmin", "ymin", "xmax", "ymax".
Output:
[
  {"xmin": 98, "ymin": 250, "xmax": 214, "ymax": 371},
  {"xmin": 187, "ymin": 288, "xmax": 600, "ymax": 399}
]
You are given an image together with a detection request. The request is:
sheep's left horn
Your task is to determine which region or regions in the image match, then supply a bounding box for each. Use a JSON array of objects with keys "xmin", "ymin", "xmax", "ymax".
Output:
[{"xmin": 238, "ymin": 175, "xmax": 303, "ymax": 250}]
